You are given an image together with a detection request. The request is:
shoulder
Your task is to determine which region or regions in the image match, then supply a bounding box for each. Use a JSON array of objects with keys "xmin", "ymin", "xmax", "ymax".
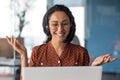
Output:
[
  {"xmin": 31, "ymin": 43, "xmax": 48, "ymax": 56},
  {"xmin": 69, "ymin": 43, "xmax": 87, "ymax": 52},
  {"xmin": 30, "ymin": 43, "xmax": 48, "ymax": 58},
  {"xmin": 69, "ymin": 43, "xmax": 90, "ymax": 65},
  {"xmin": 32, "ymin": 43, "xmax": 47, "ymax": 51},
  {"xmin": 69, "ymin": 43, "xmax": 89, "ymax": 57},
  {"xmin": 32, "ymin": 41, "xmax": 51, "ymax": 51}
]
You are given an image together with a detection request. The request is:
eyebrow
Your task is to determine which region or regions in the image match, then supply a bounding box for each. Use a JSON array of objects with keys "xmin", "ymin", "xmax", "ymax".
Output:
[
  {"xmin": 51, "ymin": 21, "xmax": 57, "ymax": 23},
  {"xmin": 50, "ymin": 19, "xmax": 69, "ymax": 23}
]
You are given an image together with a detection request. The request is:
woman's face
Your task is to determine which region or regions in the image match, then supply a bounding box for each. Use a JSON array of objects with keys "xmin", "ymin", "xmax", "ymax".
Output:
[{"xmin": 49, "ymin": 11, "xmax": 70, "ymax": 42}]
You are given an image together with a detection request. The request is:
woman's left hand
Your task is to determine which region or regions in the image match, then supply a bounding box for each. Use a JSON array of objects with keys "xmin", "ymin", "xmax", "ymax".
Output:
[{"xmin": 91, "ymin": 54, "xmax": 117, "ymax": 66}]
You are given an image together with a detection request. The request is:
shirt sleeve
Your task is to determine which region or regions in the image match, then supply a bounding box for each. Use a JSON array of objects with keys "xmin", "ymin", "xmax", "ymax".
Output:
[
  {"xmin": 29, "ymin": 46, "xmax": 39, "ymax": 67},
  {"xmin": 82, "ymin": 48, "xmax": 90, "ymax": 66},
  {"xmin": 78, "ymin": 47, "xmax": 90, "ymax": 66}
]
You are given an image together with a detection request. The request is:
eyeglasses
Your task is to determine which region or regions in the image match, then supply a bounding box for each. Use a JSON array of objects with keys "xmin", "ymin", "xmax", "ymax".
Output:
[{"xmin": 49, "ymin": 21, "xmax": 70, "ymax": 29}]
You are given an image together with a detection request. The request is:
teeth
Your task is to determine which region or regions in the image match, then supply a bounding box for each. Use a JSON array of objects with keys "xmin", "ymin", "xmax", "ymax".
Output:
[
  {"xmin": 57, "ymin": 34, "xmax": 63, "ymax": 36},
  {"xmin": 56, "ymin": 33, "xmax": 64, "ymax": 36}
]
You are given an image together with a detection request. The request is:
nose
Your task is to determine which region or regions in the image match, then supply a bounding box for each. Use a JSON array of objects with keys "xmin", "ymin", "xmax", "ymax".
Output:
[{"xmin": 57, "ymin": 24, "xmax": 64, "ymax": 32}]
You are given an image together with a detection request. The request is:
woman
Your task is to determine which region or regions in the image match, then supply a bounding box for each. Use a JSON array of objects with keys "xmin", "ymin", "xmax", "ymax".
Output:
[{"xmin": 6, "ymin": 4, "xmax": 116, "ymax": 72}]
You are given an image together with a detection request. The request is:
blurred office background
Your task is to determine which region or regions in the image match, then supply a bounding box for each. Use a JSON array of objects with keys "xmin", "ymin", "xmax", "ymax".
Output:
[{"xmin": 0, "ymin": 0, "xmax": 120, "ymax": 80}]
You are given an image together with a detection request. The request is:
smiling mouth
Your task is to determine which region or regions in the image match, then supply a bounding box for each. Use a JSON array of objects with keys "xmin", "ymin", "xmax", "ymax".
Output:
[{"xmin": 55, "ymin": 32, "xmax": 65, "ymax": 37}]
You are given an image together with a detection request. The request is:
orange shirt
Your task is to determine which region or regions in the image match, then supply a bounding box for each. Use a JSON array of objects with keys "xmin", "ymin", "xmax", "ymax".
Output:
[
  {"xmin": 29, "ymin": 42, "xmax": 90, "ymax": 66},
  {"xmin": 20, "ymin": 42, "xmax": 90, "ymax": 80}
]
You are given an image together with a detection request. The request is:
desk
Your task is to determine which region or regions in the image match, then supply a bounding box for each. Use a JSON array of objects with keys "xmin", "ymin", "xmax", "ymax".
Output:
[
  {"xmin": 0, "ymin": 58, "xmax": 21, "ymax": 80},
  {"xmin": 0, "ymin": 58, "xmax": 20, "ymax": 66},
  {"xmin": 0, "ymin": 74, "xmax": 14, "ymax": 80}
]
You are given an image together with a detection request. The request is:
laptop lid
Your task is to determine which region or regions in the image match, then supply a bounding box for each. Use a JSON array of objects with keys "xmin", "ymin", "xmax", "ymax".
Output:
[{"xmin": 22, "ymin": 66, "xmax": 102, "ymax": 80}]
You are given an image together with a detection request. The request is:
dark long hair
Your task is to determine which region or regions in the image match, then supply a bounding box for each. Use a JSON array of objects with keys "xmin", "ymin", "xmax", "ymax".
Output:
[{"xmin": 42, "ymin": 4, "xmax": 76, "ymax": 43}]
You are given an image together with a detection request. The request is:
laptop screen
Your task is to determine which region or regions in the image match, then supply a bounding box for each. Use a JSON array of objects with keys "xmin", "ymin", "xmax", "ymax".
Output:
[{"xmin": 22, "ymin": 66, "xmax": 102, "ymax": 80}]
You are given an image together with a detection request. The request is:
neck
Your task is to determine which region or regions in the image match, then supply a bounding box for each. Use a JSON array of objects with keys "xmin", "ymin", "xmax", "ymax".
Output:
[
  {"xmin": 51, "ymin": 40, "xmax": 66, "ymax": 49},
  {"xmin": 51, "ymin": 40, "xmax": 67, "ymax": 56}
]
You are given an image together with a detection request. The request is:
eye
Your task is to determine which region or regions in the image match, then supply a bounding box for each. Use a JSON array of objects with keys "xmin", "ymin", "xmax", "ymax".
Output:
[
  {"xmin": 62, "ymin": 22, "xmax": 69, "ymax": 26},
  {"xmin": 52, "ymin": 23, "xmax": 58, "ymax": 27},
  {"xmin": 63, "ymin": 23, "xmax": 68, "ymax": 25}
]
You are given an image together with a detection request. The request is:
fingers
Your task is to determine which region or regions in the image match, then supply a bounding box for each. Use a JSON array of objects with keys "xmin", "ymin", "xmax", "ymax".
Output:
[
  {"xmin": 103, "ymin": 54, "xmax": 117, "ymax": 63},
  {"xmin": 6, "ymin": 36, "xmax": 24, "ymax": 53},
  {"xmin": 11, "ymin": 35, "xmax": 14, "ymax": 43},
  {"xmin": 6, "ymin": 36, "xmax": 11, "ymax": 43},
  {"xmin": 103, "ymin": 53, "xmax": 111, "ymax": 57},
  {"xmin": 91, "ymin": 53, "xmax": 117, "ymax": 66},
  {"xmin": 6, "ymin": 36, "xmax": 15, "ymax": 46},
  {"xmin": 109, "ymin": 58, "xmax": 117, "ymax": 62},
  {"xmin": 6, "ymin": 36, "xmax": 15, "ymax": 49},
  {"xmin": 103, "ymin": 56, "xmax": 111, "ymax": 63}
]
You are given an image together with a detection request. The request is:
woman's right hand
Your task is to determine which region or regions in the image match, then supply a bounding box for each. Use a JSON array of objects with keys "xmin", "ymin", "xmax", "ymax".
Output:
[
  {"xmin": 6, "ymin": 36, "xmax": 28, "ymax": 67},
  {"xmin": 6, "ymin": 36, "xmax": 27, "ymax": 59}
]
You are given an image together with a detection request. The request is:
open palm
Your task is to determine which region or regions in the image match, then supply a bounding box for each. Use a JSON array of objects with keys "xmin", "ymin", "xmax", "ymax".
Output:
[
  {"xmin": 6, "ymin": 36, "xmax": 27, "ymax": 57},
  {"xmin": 91, "ymin": 54, "xmax": 117, "ymax": 66}
]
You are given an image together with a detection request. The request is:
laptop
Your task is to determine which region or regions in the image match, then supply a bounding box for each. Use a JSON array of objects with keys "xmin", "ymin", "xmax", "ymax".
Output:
[{"xmin": 22, "ymin": 66, "xmax": 102, "ymax": 80}]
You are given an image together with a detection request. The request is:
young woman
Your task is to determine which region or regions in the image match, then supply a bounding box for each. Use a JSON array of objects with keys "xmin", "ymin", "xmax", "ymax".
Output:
[{"xmin": 6, "ymin": 4, "xmax": 116, "ymax": 77}]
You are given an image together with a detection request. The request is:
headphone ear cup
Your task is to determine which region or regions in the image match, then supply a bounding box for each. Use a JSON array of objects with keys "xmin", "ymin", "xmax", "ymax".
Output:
[
  {"xmin": 45, "ymin": 26, "xmax": 50, "ymax": 35},
  {"xmin": 46, "ymin": 26, "xmax": 49, "ymax": 31}
]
